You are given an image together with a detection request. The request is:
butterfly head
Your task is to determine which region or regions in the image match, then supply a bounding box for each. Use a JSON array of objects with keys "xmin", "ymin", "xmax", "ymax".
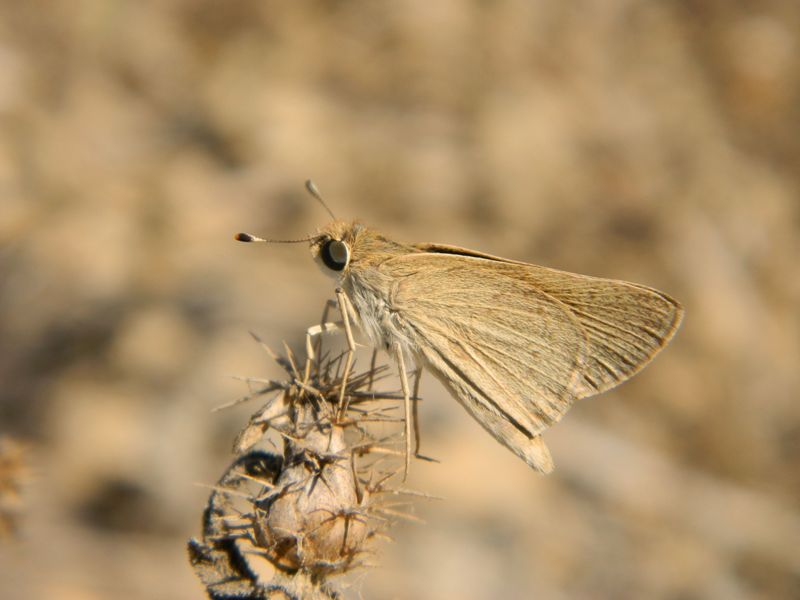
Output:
[
  {"xmin": 310, "ymin": 220, "xmax": 366, "ymax": 277},
  {"xmin": 235, "ymin": 182, "xmax": 403, "ymax": 280}
]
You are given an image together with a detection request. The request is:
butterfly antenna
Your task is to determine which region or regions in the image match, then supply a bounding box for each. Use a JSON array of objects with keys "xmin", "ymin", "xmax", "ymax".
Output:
[
  {"xmin": 305, "ymin": 179, "xmax": 337, "ymax": 221},
  {"xmin": 235, "ymin": 179, "xmax": 333, "ymax": 243},
  {"xmin": 235, "ymin": 233, "xmax": 315, "ymax": 244}
]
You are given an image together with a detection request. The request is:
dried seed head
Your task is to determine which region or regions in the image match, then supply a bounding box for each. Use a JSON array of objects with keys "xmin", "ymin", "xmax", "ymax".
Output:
[
  {"xmin": 189, "ymin": 320, "xmax": 427, "ymax": 598},
  {"xmin": 254, "ymin": 423, "xmax": 369, "ymax": 572}
]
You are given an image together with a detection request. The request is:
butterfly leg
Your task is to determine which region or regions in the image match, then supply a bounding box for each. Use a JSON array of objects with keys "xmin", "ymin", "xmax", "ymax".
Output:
[
  {"xmin": 393, "ymin": 341, "xmax": 413, "ymax": 480},
  {"xmin": 335, "ymin": 288, "xmax": 357, "ymax": 418},
  {"xmin": 304, "ymin": 298, "xmax": 340, "ymax": 384},
  {"xmin": 303, "ymin": 298, "xmax": 354, "ymax": 422}
]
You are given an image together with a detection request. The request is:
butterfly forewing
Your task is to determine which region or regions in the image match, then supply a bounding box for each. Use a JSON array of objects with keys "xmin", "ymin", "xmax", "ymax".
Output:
[{"xmin": 522, "ymin": 268, "xmax": 683, "ymax": 396}]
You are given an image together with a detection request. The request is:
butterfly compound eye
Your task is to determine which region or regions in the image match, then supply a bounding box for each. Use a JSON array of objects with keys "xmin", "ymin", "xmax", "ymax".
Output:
[{"xmin": 321, "ymin": 239, "xmax": 350, "ymax": 271}]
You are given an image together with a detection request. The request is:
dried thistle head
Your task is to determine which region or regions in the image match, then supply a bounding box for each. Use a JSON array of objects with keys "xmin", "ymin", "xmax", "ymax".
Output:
[{"xmin": 189, "ymin": 325, "xmax": 425, "ymax": 599}]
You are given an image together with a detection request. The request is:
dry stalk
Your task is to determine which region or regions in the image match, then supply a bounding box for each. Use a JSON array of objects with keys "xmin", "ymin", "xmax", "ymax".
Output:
[{"xmin": 189, "ymin": 318, "xmax": 427, "ymax": 599}]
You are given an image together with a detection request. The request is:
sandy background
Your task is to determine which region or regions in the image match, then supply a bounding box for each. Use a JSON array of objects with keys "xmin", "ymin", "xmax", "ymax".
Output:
[{"xmin": 1, "ymin": 1, "xmax": 799, "ymax": 599}]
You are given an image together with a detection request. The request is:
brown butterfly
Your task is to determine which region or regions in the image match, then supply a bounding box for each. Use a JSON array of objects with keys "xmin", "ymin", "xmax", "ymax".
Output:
[{"xmin": 238, "ymin": 182, "xmax": 683, "ymax": 473}]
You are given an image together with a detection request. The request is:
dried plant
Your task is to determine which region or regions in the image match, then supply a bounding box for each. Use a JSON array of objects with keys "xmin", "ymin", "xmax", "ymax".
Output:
[{"xmin": 189, "ymin": 319, "xmax": 426, "ymax": 599}]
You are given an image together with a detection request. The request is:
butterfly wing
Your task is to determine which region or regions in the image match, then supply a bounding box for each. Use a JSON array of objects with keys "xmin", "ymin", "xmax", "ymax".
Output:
[
  {"xmin": 380, "ymin": 251, "xmax": 682, "ymax": 472},
  {"xmin": 507, "ymin": 262, "xmax": 684, "ymax": 397}
]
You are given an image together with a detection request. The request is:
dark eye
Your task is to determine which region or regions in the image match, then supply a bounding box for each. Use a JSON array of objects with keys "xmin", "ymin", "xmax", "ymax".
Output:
[{"xmin": 321, "ymin": 239, "xmax": 350, "ymax": 271}]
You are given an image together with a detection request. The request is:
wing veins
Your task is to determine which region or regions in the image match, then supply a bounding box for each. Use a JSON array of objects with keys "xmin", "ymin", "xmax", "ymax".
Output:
[
  {"xmin": 567, "ymin": 307, "xmax": 660, "ymax": 348},
  {"xmin": 408, "ymin": 322, "xmax": 534, "ymax": 437},
  {"xmin": 456, "ymin": 313, "xmax": 574, "ymax": 362},
  {"xmin": 458, "ymin": 318, "xmax": 575, "ymax": 393},
  {"xmin": 454, "ymin": 335, "xmax": 558, "ymax": 423},
  {"xmin": 464, "ymin": 335, "xmax": 565, "ymax": 421},
  {"xmin": 578, "ymin": 319, "xmax": 651, "ymax": 361},
  {"xmin": 415, "ymin": 317, "xmax": 554, "ymax": 427},
  {"xmin": 410, "ymin": 301, "xmax": 572, "ymax": 358}
]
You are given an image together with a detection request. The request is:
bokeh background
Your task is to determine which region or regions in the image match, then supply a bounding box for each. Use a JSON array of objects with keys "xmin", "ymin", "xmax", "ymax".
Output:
[{"xmin": 1, "ymin": 1, "xmax": 799, "ymax": 599}]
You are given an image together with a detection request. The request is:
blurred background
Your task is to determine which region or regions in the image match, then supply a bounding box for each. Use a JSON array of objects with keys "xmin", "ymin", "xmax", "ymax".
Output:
[{"xmin": 1, "ymin": 1, "xmax": 799, "ymax": 598}]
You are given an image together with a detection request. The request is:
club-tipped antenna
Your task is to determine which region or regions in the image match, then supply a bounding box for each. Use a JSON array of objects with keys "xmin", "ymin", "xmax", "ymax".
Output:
[
  {"xmin": 305, "ymin": 179, "xmax": 336, "ymax": 221},
  {"xmin": 235, "ymin": 180, "xmax": 333, "ymax": 244},
  {"xmin": 235, "ymin": 232, "xmax": 315, "ymax": 244}
]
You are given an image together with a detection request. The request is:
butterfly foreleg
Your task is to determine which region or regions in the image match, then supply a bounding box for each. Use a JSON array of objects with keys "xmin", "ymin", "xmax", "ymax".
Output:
[
  {"xmin": 304, "ymin": 298, "xmax": 343, "ymax": 386},
  {"xmin": 335, "ymin": 288, "xmax": 357, "ymax": 418},
  {"xmin": 303, "ymin": 295, "xmax": 356, "ymax": 418}
]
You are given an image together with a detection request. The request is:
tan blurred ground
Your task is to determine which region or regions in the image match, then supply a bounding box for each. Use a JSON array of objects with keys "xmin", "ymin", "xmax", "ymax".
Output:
[{"xmin": 1, "ymin": 1, "xmax": 799, "ymax": 599}]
